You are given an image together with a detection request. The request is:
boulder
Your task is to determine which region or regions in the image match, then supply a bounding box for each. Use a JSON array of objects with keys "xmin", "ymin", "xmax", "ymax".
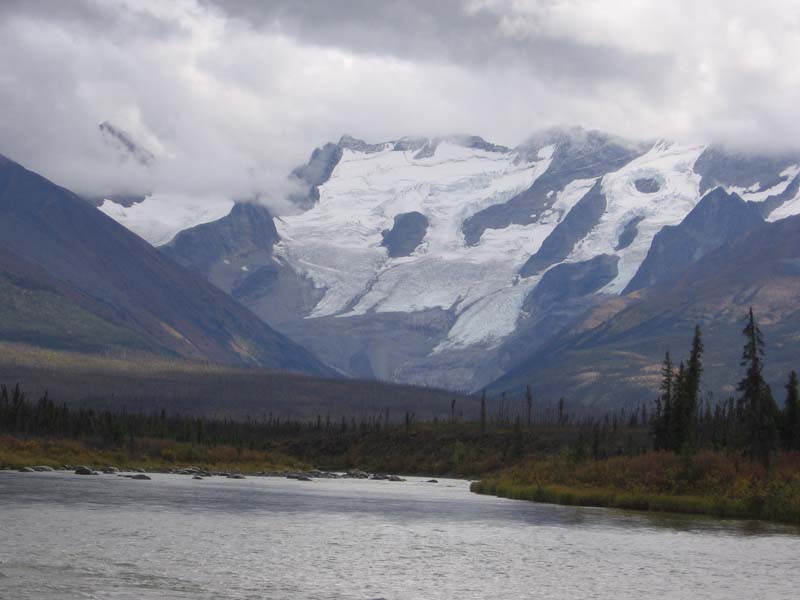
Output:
[
  {"xmin": 130, "ymin": 473, "xmax": 151, "ymax": 480},
  {"xmin": 74, "ymin": 467, "xmax": 97, "ymax": 475},
  {"xmin": 18, "ymin": 467, "xmax": 35, "ymax": 473},
  {"xmin": 345, "ymin": 469, "xmax": 369, "ymax": 479}
]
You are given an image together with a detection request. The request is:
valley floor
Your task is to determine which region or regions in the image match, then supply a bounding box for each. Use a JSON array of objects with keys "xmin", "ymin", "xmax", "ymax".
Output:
[{"xmin": 3, "ymin": 428, "xmax": 799, "ymax": 524}]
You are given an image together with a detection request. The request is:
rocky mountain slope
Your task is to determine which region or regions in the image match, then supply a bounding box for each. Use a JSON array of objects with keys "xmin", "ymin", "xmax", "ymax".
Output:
[
  {"xmin": 492, "ymin": 210, "xmax": 800, "ymax": 408},
  {"xmin": 100, "ymin": 127, "xmax": 800, "ymax": 405},
  {"xmin": 0, "ymin": 153, "xmax": 331, "ymax": 375}
]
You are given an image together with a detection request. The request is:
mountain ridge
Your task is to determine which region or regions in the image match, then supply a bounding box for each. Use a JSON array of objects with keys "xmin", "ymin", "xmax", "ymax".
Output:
[
  {"xmin": 64, "ymin": 126, "xmax": 800, "ymax": 405},
  {"xmin": 0, "ymin": 152, "xmax": 332, "ymax": 375}
]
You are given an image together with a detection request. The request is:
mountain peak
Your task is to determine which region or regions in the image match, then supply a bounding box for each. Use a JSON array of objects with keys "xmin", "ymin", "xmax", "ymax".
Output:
[{"xmin": 99, "ymin": 121, "xmax": 155, "ymax": 166}]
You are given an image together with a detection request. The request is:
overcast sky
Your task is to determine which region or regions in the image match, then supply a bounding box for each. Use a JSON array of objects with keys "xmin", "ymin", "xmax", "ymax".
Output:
[{"xmin": 1, "ymin": 0, "xmax": 799, "ymax": 206}]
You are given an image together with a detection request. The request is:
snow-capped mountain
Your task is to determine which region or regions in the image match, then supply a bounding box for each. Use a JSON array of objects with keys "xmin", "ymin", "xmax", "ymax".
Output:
[{"xmin": 103, "ymin": 127, "xmax": 800, "ymax": 396}]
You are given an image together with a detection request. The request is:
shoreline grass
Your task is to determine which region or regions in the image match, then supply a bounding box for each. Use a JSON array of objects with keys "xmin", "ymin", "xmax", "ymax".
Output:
[
  {"xmin": 5, "ymin": 433, "xmax": 800, "ymax": 525},
  {"xmin": 470, "ymin": 479, "xmax": 756, "ymax": 520},
  {"xmin": 471, "ymin": 451, "xmax": 800, "ymax": 524},
  {"xmin": 0, "ymin": 435, "xmax": 310, "ymax": 474}
]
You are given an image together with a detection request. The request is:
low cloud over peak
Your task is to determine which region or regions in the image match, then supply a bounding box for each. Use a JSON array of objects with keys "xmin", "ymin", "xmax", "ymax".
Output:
[{"xmin": 1, "ymin": 0, "xmax": 799, "ymax": 212}]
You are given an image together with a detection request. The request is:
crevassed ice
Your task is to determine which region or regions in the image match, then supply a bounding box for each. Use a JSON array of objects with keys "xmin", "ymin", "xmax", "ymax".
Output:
[
  {"xmin": 274, "ymin": 142, "xmax": 553, "ymax": 322},
  {"xmin": 436, "ymin": 177, "xmax": 597, "ymax": 351},
  {"xmin": 565, "ymin": 141, "xmax": 706, "ymax": 294}
]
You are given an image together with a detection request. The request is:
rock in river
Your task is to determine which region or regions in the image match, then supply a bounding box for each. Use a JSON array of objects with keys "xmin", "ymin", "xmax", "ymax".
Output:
[{"xmin": 74, "ymin": 467, "xmax": 98, "ymax": 475}]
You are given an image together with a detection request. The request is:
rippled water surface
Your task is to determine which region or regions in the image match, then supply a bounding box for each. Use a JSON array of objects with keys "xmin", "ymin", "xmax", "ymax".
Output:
[{"xmin": 1, "ymin": 471, "xmax": 799, "ymax": 599}]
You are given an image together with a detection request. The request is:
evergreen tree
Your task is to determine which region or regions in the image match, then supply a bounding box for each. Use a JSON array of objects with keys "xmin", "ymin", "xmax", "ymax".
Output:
[
  {"xmin": 652, "ymin": 352, "xmax": 674, "ymax": 450},
  {"xmin": 525, "ymin": 385, "xmax": 533, "ymax": 427},
  {"xmin": 670, "ymin": 361, "xmax": 687, "ymax": 451},
  {"xmin": 782, "ymin": 370, "xmax": 800, "ymax": 451},
  {"xmin": 479, "ymin": 390, "xmax": 487, "ymax": 437},
  {"xmin": 737, "ymin": 308, "xmax": 779, "ymax": 466},
  {"xmin": 671, "ymin": 326, "xmax": 703, "ymax": 453}
]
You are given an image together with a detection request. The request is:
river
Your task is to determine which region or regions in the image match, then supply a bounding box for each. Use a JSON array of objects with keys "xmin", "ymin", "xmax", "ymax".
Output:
[{"xmin": 1, "ymin": 471, "xmax": 798, "ymax": 599}]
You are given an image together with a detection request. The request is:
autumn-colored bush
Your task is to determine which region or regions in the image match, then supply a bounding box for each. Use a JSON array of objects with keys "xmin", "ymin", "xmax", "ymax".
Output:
[{"xmin": 473, "ymin": 450, "xmax": 800, "ymax": 523}]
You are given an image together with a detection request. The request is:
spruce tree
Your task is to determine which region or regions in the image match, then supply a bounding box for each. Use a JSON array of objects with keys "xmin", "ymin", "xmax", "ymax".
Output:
[
  {"xmin": 675, "ymin": 325, "xmax": 703, "ymax": 453},
  {"xmin": 783, "ymin": 370, "xmax": 800, "ymax": 451},
  {"xmin": 685, "ymin": 325, "xmax": 704, "ymax": 416},
  {"xmin": 479, "ymin": 390, "xmax": 487, "ymax": 437},
  {"xmin": 652, "ymin": 351, "xmax": 674, "ymax": 450},
  {"xmin": 525, "ymin": 385, "xmax": 533, "ymax": 427},
  {"xmin": 737, "ymin": 308, "xmax": 779, "ymax": 466},
  {"xmin": 670, "ymin": 361, "xmax": 688, "ymax": 452}
]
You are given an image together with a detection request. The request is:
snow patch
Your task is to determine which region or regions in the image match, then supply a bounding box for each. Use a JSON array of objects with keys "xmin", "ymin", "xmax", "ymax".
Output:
[
  {"xmin": 99, "ymin": 194, "xmax": 234, "ymax": 246},
  {"xmin": 730, "ymin": 165, "xmax": 800, "ymax": 202},
  {"xmin": 767, "ymin": 184, "xmax": 800, "ymax": 221}
]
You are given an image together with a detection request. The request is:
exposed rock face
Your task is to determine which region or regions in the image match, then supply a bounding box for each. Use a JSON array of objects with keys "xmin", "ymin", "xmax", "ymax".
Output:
[
  {"xmin": 491, "ymin": 214, "xmax": 800, "ymax": 409},
  {"xmin": 523, "ymin": 255, "xmax": 619, "ymax": 311},
  {"xmin": 381, "ymin": 212, "xmax": 428, "ymax": 258},
  {"xmin": 164, "ymin": 203, "xmax": 280, "ymax": 276},
  {"xmin": 615, "ymin": 216, "xmax": 645, "ymax": 251},
  {"xmin": 624, "ymin": 188, "xmax": 764, "ymax": 293},
  {"xmin": 694, "ymin": 145, "xmax": 799, "ymax": 194},
  {"xmin": 289, "ymin": 142, "xmax": 344, "ymax": 209},
  {"xmin": 519, "ymin": 180, "xmax": 607, "ymax": 277},
  {"xmin": 462, "ymin": 127, "xmax": 647, "ymax": 246},
  {"xmin": 634, "ymin": 178, "xmax": 660, "ymax": 193},
  {"xmin": 99, "ymin": 121, "xmax": 155, "ymax": 167}
]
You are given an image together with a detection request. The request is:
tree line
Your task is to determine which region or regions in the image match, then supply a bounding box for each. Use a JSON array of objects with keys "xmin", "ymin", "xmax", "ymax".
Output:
[
  {"xmin": 0, "ymin": 385, "xmax": 415, "ymax": 449},
  {"xmin": 650, "ymin": 308, "xmax": 800, "ymax": 466},
  {"xmin": 2, "ymin": 309, "xmax": 798, "ymax": 465}
]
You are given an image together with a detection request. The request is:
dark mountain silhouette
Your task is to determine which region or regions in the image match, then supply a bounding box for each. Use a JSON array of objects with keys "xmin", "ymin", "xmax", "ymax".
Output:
[{"xmin": 0, "ymin": 153, "xmax": 331, "ymax": 375}]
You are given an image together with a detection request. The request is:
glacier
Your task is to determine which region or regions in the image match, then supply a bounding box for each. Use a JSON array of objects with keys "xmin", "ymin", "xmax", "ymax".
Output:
[
  {"xmin": 95, "ymin": 128, "xmax": 800, "ymax": 390},
  {"xmin": 99, "ymin": 193, "xmax": 234, "ymax": 246}
]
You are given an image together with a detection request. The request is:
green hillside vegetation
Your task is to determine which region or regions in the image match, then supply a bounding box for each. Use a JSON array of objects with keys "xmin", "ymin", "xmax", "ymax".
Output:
[
  {"xmin": 0, "ymin": 342, "xmax": 472, "ymax": 420},
  {"xmin": 0, "ymin": 276, "xmax": 152, "ymax": 352}
]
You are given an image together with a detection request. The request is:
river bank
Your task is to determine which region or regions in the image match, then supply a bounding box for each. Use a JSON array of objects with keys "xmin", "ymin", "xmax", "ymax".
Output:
[
  {"xmin": 4, "ymin": 432, "xmax": 800, "ymax": 524},
  {"xmin": 471, "ymin": 451, "xmax": 800, "ymax": 524}
]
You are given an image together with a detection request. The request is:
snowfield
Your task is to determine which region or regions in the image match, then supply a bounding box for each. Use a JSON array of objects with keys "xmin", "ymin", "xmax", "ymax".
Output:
[
  {"xmin": 566, "ymin": 141, "xmax": 707, "ymax": 294},
  {"xmin": 274, "ymin": 142, "xmax": 552, "ymax": 339},
  {"xmin": 97, "ymin": 132, "xmax": 800, "ymax": 366},
  {"xmin": 273, "ymin": 139, "xmax": 714, "ymax": 350},
  {"xmin": 99, "ymin": 193, "xmax": 234, "ymax": 246}
]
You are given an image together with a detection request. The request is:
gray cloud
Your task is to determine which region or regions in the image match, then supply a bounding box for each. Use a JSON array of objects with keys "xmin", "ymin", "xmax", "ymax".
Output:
[{"xmin": 0, "ymin": 0, "xmax": 799, "ymax": 211}]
